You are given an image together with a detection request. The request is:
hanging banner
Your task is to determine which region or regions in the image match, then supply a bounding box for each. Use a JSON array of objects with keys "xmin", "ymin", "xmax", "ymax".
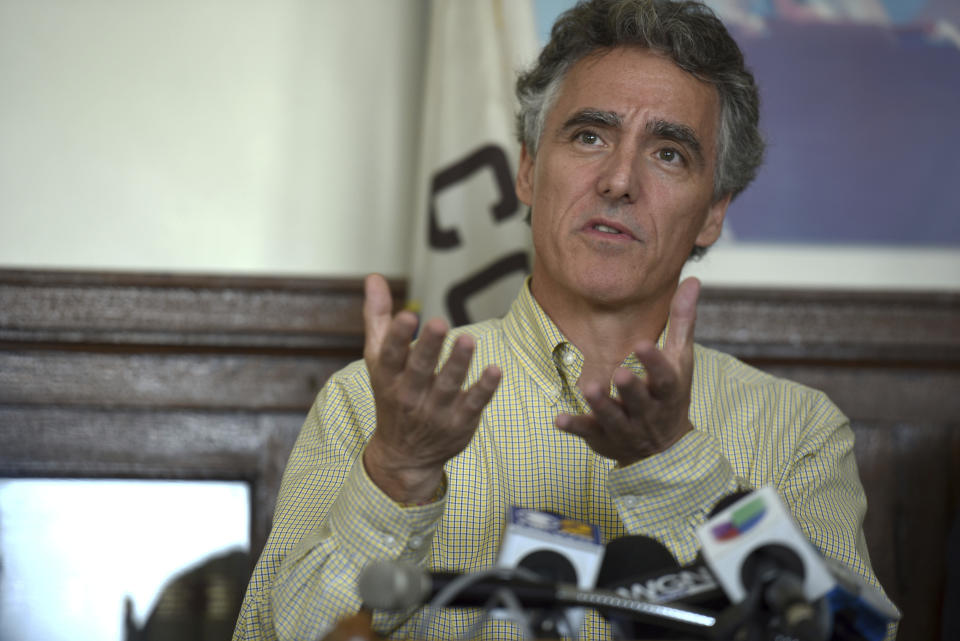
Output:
[{"xmin": 407, "ymin": 0, "xmax": 539, "ymax": 326}]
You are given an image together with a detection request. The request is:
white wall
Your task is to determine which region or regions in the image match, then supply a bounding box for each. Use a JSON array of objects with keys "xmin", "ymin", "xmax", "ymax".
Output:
[{"xmin": 0, "ymin": 0, "xmax": 427, "ymax": 277}]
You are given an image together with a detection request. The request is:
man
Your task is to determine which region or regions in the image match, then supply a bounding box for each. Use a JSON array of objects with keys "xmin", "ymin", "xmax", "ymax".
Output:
[{"xmin": 235, "ymin": 1, "xmax": 892, "ymax": 639}]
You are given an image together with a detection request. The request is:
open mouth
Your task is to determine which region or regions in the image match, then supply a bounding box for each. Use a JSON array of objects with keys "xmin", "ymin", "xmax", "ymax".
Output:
[
  {"xmin": 592, "ymin": 223, "xmax": 623, "ymax": 235},
  {"xmin": 585, "ymin": 220, "xmax": 635, "ymax": 240}
]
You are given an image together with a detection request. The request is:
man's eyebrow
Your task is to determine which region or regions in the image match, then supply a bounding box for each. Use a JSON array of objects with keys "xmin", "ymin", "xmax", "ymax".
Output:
[
  {"xmin": 647, "ymin": 119, "xmax": 704, "ymax": 164},
  {"xmin": 559, "ymin": 109, "xmax": 622, "ymax": 132}
]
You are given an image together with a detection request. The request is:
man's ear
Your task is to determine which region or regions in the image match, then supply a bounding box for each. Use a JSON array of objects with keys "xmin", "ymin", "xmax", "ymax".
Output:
[
  {"xmin": 515, "ymin": 143, "xmax": 535, "ymax": 207},
  {"xmin": 694, "ymin": 193, "xmax": 731, "ymax": 248}
]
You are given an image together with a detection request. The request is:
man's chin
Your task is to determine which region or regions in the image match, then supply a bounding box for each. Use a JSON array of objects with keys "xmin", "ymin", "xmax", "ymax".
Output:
[{"xmin": 572, "ymin": 276, "xmax": 648, "ymax": 309}]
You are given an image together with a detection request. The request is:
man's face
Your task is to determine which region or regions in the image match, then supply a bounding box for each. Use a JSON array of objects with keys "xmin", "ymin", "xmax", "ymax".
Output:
[{"xmin": 517, "ymin": 46, "xmax": 730, "ymax": 314}]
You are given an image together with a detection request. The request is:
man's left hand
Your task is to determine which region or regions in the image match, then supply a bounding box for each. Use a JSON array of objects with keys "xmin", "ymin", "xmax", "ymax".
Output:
[{"xmin": 556, "ymin": 277, "xmax": 700, "ymax": 466}]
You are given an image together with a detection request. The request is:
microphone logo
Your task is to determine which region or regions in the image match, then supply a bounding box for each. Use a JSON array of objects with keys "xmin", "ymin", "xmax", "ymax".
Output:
[
  {"xmin": 708, "ymin": 496, "xmax": 766, "ymax": 541},
  {"xmin": 512, "ymin": 508, "xmax": 602, "ymax": 544}
]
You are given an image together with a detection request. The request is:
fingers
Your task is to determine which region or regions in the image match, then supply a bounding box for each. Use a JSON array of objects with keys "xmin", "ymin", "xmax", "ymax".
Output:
[
  {"xmin": 364, "ymin": 273, "xmax": 434, "ymax": 382},
  {"xmin": 582, "ymin": 380, "xmax": 630, "ymax": 428},
  {"xmin": 403, "ymin": 317, "xmax": 449, "ymax": 386},
  {"xmin": 630, "ymin": 344, "xmax": 677, "ymax": 400},
  {"xmin": 363, "ymin": 274, "xmax": 498, "ymax": 422},
  {"xmin": 555, "ymin": 412, "xmax": 598, "ymax": 438},
  {"xmin": 608, "ymin": 368, "xmax": 655, "ymax": 418},
  {"xmin": 631, "ymin": 277, "xmax": 699, "ymax": 399},
  {"xmin": 556, "ymin": 382, "xmax": 619, "ymax": 440},
  {"xmin": 431, "ymin": 334, "xmax": 476, "ymax": 404},
  {"xmin": 553, "ymin": 281, "xmax": 701, "ymax": 464},
  {"xmin": 665, "ymin": 276, "xmax": 700, "ymax": 357},
  {"xmin": 434, "ymin": 340, "xmax": 500, "ymax": 417},
  {"xmin": 462, "ymin": 365, "xmax": 502, "ymax": 415},
  {"xmin": 374, "ymin": 310, "xmax": 419, "ymax": 378},
  {"xmin": 363, "ymin": 273, "xmax": 395, "ymax": 364}
]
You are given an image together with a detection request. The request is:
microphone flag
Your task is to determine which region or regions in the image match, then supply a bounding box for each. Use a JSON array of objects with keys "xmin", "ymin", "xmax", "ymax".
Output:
[
  {"xmin": 497, "ymin": 507, "xmax": 605, "ymax": 589},
  {"xmin": 696, "ymin": 486, "xmax": 900, "ymax": 641},
  {"xmin": 696, "ymin": 486, "xmax": 833, "ymax": 603}
]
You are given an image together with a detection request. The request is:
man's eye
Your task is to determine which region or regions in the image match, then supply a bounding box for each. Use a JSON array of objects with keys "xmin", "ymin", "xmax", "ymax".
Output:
[
  {"xmin": 575, "ymin": 131, "xmax": 602, "ymax": 145},
  {"xmin": 658, "ymin": 148, "xmax": 684, "ymax": 163}
]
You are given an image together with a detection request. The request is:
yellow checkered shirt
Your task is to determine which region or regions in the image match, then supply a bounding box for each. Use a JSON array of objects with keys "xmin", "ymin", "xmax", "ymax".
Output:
[{"xmin": 234, "ymin": 283, "xmax": 893, "ymax": 640}]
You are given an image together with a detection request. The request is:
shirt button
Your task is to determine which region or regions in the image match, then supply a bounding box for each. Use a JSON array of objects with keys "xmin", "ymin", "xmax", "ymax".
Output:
[
  {"xmin": 409, "ymin": 535, "xmax": 424, "ymax": 550},
  {"xmin": 382, "ymin": 534, "xmax": 396, "ymax": 547},
  {"xmin": 622, "ymin": 496, "xmax": 639, "ymax": 509},
  {"xmin": 562, "ymin": 352, "xmax": 575, "ymax": 365}
]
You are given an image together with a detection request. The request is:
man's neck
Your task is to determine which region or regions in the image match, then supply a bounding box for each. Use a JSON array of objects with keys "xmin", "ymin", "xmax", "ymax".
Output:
[{"xmin": 529, "ymin": 279, "xmax": 674, "ymax": 390}]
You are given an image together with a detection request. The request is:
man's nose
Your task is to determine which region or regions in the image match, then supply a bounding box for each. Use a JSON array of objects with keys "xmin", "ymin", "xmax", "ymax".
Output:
[{"xmin": 597, "ymin": 143, "xmax": 641, "ymax": 203}]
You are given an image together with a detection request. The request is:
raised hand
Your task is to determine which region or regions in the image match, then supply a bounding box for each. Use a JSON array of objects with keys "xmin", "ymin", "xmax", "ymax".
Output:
[
  {"xmin": 361, "ymin": 274, "xmax": 501, "ymax": 503},
  {"xmin": 556, "ymin": 277, "xmax": 701, "ymax": 467}
]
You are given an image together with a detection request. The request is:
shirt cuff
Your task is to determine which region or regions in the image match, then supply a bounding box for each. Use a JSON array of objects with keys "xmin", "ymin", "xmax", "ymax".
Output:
[
  {"xmin": 608, "ymin": 429, "xmax": 734, "ymax": 534},
  {"xmin": 327, "ymin": 452, "xmax": 447, "ymax": 562}
]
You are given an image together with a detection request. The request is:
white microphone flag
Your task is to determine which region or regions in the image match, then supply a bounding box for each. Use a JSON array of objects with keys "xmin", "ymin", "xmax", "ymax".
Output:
[{"xmin": 407, "ymin": 0, "xmax": 539, "ymax": 326}]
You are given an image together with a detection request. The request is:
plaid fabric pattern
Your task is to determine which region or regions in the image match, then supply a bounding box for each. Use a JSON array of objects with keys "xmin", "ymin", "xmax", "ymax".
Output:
[{"xmin": 234, "ymin": 282, "xmax": 893, "ymax": 640}]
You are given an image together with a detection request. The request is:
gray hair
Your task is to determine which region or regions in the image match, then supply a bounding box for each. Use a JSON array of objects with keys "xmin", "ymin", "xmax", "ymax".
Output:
[{"xmin": 516, "ymin": 0, "xmax": 764, "ymax": 205}]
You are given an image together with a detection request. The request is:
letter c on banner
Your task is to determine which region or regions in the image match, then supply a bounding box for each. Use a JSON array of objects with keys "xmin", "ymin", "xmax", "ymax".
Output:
[
  {"xmin": 445, "ymin": 252, "xmax": 530, "ymax": 326},
  {"xmin": 427, "ymin": 144, "xmax": 519, "ymax": 249}
]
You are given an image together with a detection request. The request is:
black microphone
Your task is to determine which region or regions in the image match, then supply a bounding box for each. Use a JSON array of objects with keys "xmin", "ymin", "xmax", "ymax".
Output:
[
  {"xmin": 596, "ymin": 535, "xmax": 730, "ymax": 640},
  {"xmin": 596, "ymin": 535, "xmax": 678, "ymax": 589},
  {"xmin": 357, "ymin": 560, "xmax": 721, "ymax": 636},
  {"xmin": 599, "ymin": 536, "xmax": 726, "ymax": 607}
]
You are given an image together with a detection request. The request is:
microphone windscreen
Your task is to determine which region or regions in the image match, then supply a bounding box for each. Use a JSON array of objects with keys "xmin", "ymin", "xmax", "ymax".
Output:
[
  {"xmin": 595, "ymin": 535, "xmax": 712, "ymax": 640},
  {"xmin": 597, "ymin": 535, "xmax": 725, "ymax": 609},
  {"xmin": 518, "ymin": 549, "xmax": 578, "ymax": 585},
  {"xmin": 595, "ymin": 535, "xmax": 677, "ymax": 588},
  {"xmin": 358, "ymin": 560, "xmax": 430, "ymax": 610}
]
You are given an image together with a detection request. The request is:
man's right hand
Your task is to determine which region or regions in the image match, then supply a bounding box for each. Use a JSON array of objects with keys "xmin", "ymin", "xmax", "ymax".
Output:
[{"xmin": 361, "ymin": 274, "xmax": 501, "ymax": 504}]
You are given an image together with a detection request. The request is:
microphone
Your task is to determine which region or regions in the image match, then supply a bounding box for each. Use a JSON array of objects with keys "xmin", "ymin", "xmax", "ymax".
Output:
[
  {"xmin": 596, "ymin": 535, "xmax": 729, "ymax": 640},
  {"xmin": 696, "ymin": 487, "xmax": 900, "ymax": 641},
  {"xmin": 495, "ymin": 507, "xmax": 606, "ymax": 637},
  {"xmin": 357, "ymin": 559, "xmax": 722, "ymax": 636},
  {"xmin": 496, "ymin": 507, "xmax": 605, "ymax": 588},
  {"xmin": 598, "ymin": 535, "xmax": 725, "ymax": 607}
]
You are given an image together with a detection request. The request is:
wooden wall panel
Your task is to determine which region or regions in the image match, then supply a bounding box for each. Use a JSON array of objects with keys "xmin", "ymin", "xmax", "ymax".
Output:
[
  {"xmin": 0, "ymin": 350, "xmax": 351, "ymax": 409},
  {"xmin": 0, "ymin": 270, "xmax": 403, "ymax": 560},
  {"xmin": 1, "ymin": 268, "xmax": 957, "ymax": 641}
]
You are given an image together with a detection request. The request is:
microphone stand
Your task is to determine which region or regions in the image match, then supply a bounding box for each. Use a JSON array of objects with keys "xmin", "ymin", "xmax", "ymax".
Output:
[{"xmin": 710, "ymin": 557, "xmax": 832, "ymax": 641}]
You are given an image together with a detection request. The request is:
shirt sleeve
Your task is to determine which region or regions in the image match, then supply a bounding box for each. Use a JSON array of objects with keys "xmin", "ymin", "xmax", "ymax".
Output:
[
  {"xmin": 272, "ymin": 454, "xmax": 445, "ymax": 640},
  {"xmin": 606, "ymin": 428, "xmax": 744, "ymax": 563},
  {"xmin": 232, "ymin": 364, "xmax": 446, "ymax": 641}
]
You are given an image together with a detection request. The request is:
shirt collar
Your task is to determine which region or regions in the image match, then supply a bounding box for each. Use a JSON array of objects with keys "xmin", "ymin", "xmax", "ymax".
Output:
[
  {"xmin": 503, "ymin": 278, "xmax": 671, "ymax": 399},
  {"xmin": 503, "ymin": 278, "xmax": 569, "ymax": 400}
]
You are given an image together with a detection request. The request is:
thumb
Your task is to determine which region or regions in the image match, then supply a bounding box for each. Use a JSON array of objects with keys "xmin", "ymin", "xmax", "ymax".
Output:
[
  {"xmin": 363, "ymin": 273, "xmax": 393, "ymax": 365},
  {"xmin": 665, "ymin": 276, "xmax": 701, "ymax": 357}
]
